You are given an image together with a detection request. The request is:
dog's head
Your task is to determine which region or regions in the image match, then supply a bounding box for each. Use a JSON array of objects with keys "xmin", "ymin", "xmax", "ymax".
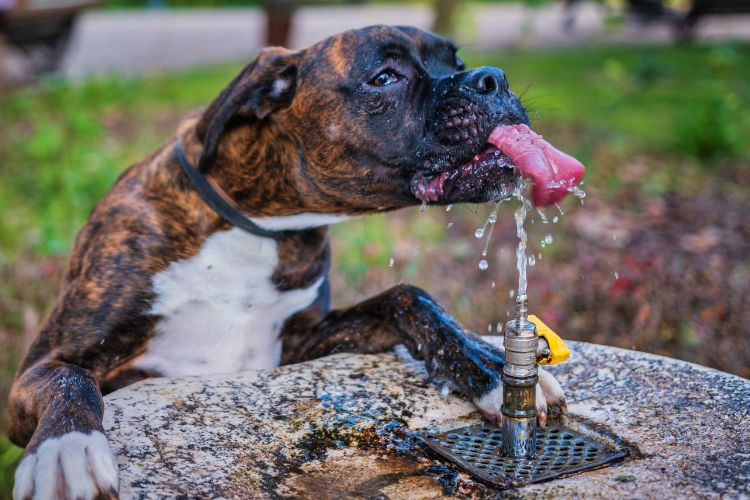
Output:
[{"xmin": 196, "ymin": 25, "xmax": 530, "ymax": 215}]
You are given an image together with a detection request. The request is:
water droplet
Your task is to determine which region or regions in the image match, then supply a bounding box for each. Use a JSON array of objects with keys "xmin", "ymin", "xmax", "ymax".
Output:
[
  {"xmin": 614, "ymin": 272, "xmax": 619, "ymax": 279},
  {"xmin": 413, "ymin": 245, "xmax": 422, "ymax": 255},
  {"xmin": 537, "ymin": 209, "xmax": 548, "ymax": 224},
  {"xmin": 447, "ymin": 222, "xmax": 454, "ymax": 229},
  {"xmin": 496, "ymin": 322, "xmax": 503, "ymax": 333},
  {"xmin": 509, "ymin": 289, "xmax": 516, "ymax": 298},
  {"xmin": 567, "ymin": 185, "xmax": 587, "ymax": 202},
  {"xmin": 491, "ymin": 281, "xmax": 496, "ymax": 288},
  {"xmin": 487, "ymin": 323, "xmax": 493, "ymax": 333},
  {"xmin": 488, "ymin": 213, "xmax": 497, "ymax": 224},
  {"xmin": 553, "ymin": 216, "xmax": 559, "ymax": 223},
  {"xmin": 441, "ymin": 384, "xmax": 450, "ymax": 399},
  {"xmin": 475, "ymin": 228, "xmax": 485, "ymax": 239},
  {"xmin": 388, "ymin": 258, "xmax": 394, "ymax": 267},
  {"xmin": 528, "ymin": 255, "xmax": 536, "ymax": 267},
  {"xmin": 445, "ymin": 204, "xmax": 453, "ymax": 212},
  {"xmin": 543, "ymin": 234, "xmax": 554, "ymax": 245},
  {"xmin": 419, "ymin": 200, "xmax": 427, "ymax": 213},
  {"xmin": 556, "ymin": 203, "xmax": 565, "ymax": 216},
  {"xmin": 478, "ymin": 259, "xmax": 489, "ymax": 270}
]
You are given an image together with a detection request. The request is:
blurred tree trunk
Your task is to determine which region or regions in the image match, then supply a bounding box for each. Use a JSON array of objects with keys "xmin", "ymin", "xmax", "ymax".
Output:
[
  {"xmin": 432, "ymin": 0, "xmax": 460, "ymax": 36},
  {"xmin": 265, "ymin": 0, "xmax": 294, "ymax": 47},
  {"xmin": 0, "ymin": 36, "xmax": 5, "ymax": 90}
]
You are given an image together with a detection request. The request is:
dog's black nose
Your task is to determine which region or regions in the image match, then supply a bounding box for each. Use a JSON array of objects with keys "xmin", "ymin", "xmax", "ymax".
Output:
[{"xmin": 465, "ymin": 67, "xmax": 508, "ymax": 97}]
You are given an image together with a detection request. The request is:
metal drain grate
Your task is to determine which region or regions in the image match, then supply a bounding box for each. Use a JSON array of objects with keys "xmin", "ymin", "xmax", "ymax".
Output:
[{"xmin": 422, "ymin": 422, "xmax": 627, "ymax": 489}]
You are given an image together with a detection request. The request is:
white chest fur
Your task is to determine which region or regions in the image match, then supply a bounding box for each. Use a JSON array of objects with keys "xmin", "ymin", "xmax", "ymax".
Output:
[{"xmin": 133, "ymin": 227, "xmax": 323, "ymax": 377}]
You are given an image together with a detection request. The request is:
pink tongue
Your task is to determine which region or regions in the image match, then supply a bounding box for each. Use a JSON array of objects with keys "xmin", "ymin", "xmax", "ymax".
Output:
[{"xmin": 488, "ymin": 124, "xmax": 585, "ymax": 207}]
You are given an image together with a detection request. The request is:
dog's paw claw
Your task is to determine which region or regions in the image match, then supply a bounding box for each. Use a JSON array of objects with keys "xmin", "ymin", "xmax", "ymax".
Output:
[
  {"xmin": 477, "ymin": 406, "xmax": 503, "ymax": 424},
  {"xmin": 538, "ymin": 367, "xmax": 567, "ymax": 421},
  {"xmin": 473, "ymin": 367, "xmax": 566, "ymax": 426},
  {"xmin": 537, "ymin": 407, "xmax": 548, "ymax": 428},
  {"xmin": 13, "ymin": 431, "xmax": 118, "ymax": 500},
  {"xmin": 473, "ymin": 384, "xmax": 504, "ymax": 424}
]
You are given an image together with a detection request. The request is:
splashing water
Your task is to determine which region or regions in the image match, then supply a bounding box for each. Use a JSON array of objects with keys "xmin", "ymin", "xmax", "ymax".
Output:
[
  {"xmin": 474, "ymin": 202, "xmax": 500, "ymax": 239},
  {"xmin": 537, "ymin": 209, "xmax": 548, "ymax": 224},
  {"xmin": 440, "ymin": 383, "xmax": 451, "ymax": 399},
  {"xmin": 567, "ymin": 185, "xmax": 586, "ymax": 204},
  {"xmin": 481, "ymin": 203, "xmax": 501, "ymax": 257},
  {"xmin": 445, "ymin": 204, "xmax": 453, "ymax": 212},
  {"xmin": 540, "ymin": 233, "xmax": 554, "ymax": 248},
  {"xmin": 475, "ymin": 202, "xmax": 503, "ymax": 270}
]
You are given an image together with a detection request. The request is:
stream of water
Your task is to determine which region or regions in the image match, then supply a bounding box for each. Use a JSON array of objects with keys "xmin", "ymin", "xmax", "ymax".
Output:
[
  {"xmin": 513, "ymin": 180, "xmax": 532, "ymax": 297},
  {"xmin": 409, "ymin": 178, "xmax": 586, "ymax": 323},
  {"xmin": 473, "ymin": 179, "xmax": 586, "ymax": 315}
]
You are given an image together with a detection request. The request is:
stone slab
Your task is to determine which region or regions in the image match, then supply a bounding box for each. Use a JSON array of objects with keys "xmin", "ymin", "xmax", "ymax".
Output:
[{"xmin": 103, "ymin": 339, "xmax": 750, "ymax": 498}]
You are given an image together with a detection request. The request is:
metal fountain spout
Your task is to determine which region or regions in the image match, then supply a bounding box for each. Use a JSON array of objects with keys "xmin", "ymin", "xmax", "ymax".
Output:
[
  {"xmin": 501, "ymin": 294, "xmax": 570, "ymax": 458},
  {"xmin": 423, "ymin": 295, "xmax": 626, "ymax": 489},
  {"xmin": 501, "ymin": 294, "xmax": 539, "ymax": 457}
]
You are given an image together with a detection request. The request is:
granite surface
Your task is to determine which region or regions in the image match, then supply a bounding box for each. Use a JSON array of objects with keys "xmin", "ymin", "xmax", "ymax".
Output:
[{"xmin": 103, "ymin": 339, "xmax": 750, "ymax": 498}]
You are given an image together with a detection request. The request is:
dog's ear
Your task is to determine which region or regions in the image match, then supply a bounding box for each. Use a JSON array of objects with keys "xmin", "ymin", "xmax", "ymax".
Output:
[{"xmin": 196, "ymin": 46, "xmax": 302, "ymax": 171}]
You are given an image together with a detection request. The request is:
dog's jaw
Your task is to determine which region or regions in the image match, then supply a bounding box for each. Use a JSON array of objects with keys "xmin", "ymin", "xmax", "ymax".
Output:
[
  {"xmin": 410, "ymin": 124, "xmax": 586, "ymax": 207},
  {"xmin": 411, "ymin": 145, "xmax": 517, "ymax": 204}
]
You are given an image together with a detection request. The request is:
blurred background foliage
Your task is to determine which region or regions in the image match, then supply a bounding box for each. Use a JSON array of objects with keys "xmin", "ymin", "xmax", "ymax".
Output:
[
  {"xmin": 1, "ymin": 5, "xmax": 750, "ymax": 496},
  {"xmin": 3, "ymin": 44, "xmax": 747, "ymax": 258}
]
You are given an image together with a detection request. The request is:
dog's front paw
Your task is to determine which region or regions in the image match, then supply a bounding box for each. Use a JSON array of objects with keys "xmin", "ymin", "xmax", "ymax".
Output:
[
  {"xmin": 13, "ymin": 431, "xmax": 119, "ymax": 500},
  {"xmin": 472, "ymin": 367, "xmax": 567, "ymax": 426}
]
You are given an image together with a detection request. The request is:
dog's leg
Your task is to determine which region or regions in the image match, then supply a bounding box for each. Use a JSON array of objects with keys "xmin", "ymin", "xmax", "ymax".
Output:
[
  {"xmin": 281, "ymin": 284, "xmax": 565, "ymax": 424},
  {"xmin": 9, "ymin": 362, "xmax": 118, "ymax": 500}
]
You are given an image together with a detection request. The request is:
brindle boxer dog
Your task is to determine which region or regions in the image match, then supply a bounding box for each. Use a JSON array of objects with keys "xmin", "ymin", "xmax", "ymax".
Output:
[{"xmin": 9, "ymin": 25, "xmax": 571, "ymax": 499}]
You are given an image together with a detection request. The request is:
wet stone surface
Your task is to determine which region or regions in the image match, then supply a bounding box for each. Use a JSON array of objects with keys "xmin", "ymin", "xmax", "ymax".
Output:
[{"xmin": 104, "ymin": 339, "xmax": 750, "ymax": 498}]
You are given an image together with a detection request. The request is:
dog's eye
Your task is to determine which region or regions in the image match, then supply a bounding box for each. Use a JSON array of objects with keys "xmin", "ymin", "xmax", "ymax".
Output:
[{"xmin": 370, "ymin": 70, "xmax": 400, "ymax": 87}]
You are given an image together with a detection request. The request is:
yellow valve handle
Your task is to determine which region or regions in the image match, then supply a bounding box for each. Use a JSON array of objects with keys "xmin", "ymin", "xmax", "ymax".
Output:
[{"xmin": 528, "ymin": 314, "xmax": 570, "ymax": 365}]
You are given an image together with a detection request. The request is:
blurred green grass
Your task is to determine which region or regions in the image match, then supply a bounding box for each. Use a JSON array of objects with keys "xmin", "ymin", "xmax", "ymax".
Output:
[
  {"xmin": 2, "ymin": 43, "xmax": 749, "ymax": 260},
  {"xmin": 1, "ymin": 42, "xmax": 749, "ymax": 496}
]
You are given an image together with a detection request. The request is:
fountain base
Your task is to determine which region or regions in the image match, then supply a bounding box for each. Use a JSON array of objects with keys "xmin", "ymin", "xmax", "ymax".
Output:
[{"xmin": 422, "ymin": 422, "xmax": 627, "ymax": 489}]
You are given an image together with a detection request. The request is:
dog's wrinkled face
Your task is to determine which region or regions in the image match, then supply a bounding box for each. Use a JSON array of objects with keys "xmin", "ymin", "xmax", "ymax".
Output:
[{"xmin": 198, "ymin": 25, "xmax": 530, "ymax": 213}]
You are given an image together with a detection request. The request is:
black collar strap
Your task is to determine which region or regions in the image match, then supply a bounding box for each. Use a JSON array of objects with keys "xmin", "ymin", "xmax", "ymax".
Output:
[{"xmin": 175, "ymin": 141, "xmax": 279, "ymax": 239}]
